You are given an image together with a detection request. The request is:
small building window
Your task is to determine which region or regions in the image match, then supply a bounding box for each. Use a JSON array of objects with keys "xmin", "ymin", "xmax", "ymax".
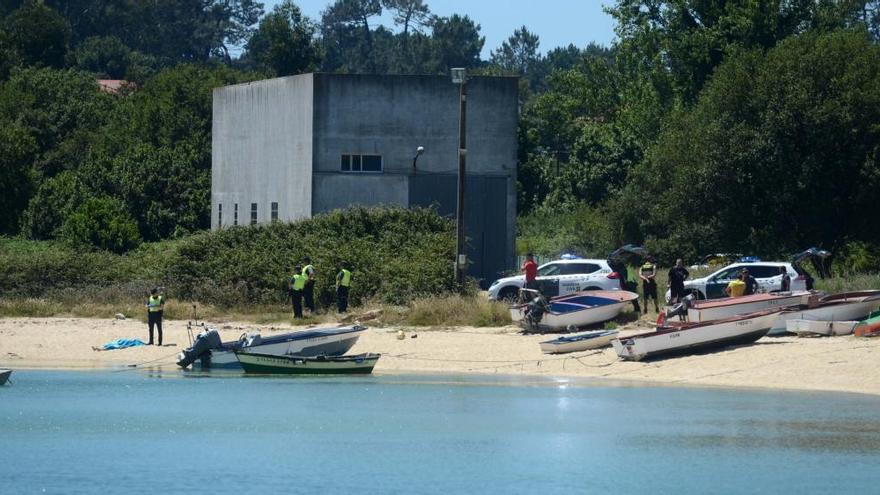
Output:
[
  {"xmin": 234, "ymin": 203, "xmax": 238, "ymax": 226},
  {"xmin": 271, "ymin": 202, "xmax": 278, "ymax": 222},
  {"xmin": 218, "ymin": 203, "xmax": 222, "ymax": 227},
  {"xmin": 250, "ymin": 203, "xmax": 258, "ymax": 225},
  {"xmin": 341, "ymin": 154, "xmax": 382, "ymax": 173}
]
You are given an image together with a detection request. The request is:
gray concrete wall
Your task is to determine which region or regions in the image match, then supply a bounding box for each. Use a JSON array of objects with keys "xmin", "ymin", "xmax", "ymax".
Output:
[
  {"xmin": 212, "ymin": 74, "xmax": 313, "ymax": 228},
  {"xmin": 309, "ymin": 74, "xmax": 518, "ymax": 284},
  {"xmin": 313, "ymin": 174, "xmax": 409, "ymax": 212}
]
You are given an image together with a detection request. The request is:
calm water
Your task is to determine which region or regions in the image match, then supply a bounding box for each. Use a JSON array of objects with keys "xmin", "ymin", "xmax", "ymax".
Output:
[{"xmin": 1, "ymin": 370, "xmax": 879, "ymax": 494}]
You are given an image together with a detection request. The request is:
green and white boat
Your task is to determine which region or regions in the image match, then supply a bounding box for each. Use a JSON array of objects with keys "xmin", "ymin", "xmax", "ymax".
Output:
[{"xmin": 234, "ymin": 352, "xmax": 380, "ymax": 375}]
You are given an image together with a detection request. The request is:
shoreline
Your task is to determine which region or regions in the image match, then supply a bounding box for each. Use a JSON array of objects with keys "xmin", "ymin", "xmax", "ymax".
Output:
[{"xmin": 2, "ymin": 316, "xmax": 879, "ymax": 396}]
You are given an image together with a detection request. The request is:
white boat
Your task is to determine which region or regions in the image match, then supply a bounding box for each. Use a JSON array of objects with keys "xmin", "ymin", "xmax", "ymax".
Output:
[
  {"xmin": 177, "ymin": 325, "xmax": 367, "ymax": 369},
  {"xmin": 612, "ymin": 309, "xmax": 780, "ymax": 361},
  {"xmin": 786, "ymin": 319, "xmax": 858, "ymax": 337},
  {"xmin": 687, "ymin": 291, "xmax": 811, "ymax": 323},
  {"xmin": 510, "ymin": 290, "xmax": 638, "ymax": 332},
  {"xmin": 0, "ymin": 369, "xmax": 11, "ymax": 385},
  {"xmin": 767, "ymin": 291, "xmax": 880, "ymax": 335},
  {"xmin": 539, "ymin": 329, "xmax": 619, "ymax": 354}
]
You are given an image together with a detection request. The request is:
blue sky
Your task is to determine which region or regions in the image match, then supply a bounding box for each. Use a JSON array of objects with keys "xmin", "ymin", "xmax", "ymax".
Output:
[{"xmin": 262, "ymin": 0, "xmax": 618, "ymax": 57}]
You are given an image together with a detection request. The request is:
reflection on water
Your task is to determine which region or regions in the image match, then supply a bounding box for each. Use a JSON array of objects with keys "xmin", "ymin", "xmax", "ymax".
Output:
[{"xmin": 1, "ymin": 370, "xmax": 879, "ymax": 494}]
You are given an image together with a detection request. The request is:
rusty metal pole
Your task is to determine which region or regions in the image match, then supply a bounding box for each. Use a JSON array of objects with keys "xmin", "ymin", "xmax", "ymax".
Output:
[{"xmin": 455, "ymin": 75, "xmax": 467, "ymax": 288}]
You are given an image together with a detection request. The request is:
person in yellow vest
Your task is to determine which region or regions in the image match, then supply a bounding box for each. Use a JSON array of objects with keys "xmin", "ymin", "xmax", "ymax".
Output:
[
  {"xmin": 639, "ymin": 257, "xmax": 660, "ymax": 314},
  {"xmin": 145, "ymin": 287, "xmax": 165, "ymax": 345},
  {"xmin": 336, "ymin": 261, "xmax": 352, "ymax": 313},
  {"xmin": 302, "ymin": 257, "xmax": 316, "ymax": 314},
  {"xmin": 289, "ymin": 265, "xmax": 307, "ymax": 318},
  {"xmin": 725, "ymin": 273, "xmax": 746, "ymax": 297}
]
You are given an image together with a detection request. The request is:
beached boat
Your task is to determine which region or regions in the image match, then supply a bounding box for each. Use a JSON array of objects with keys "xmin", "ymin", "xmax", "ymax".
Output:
[
  {"xmin": 0, "ymin": 369, "xmax": 11, "ymax": 385},
  {"xmin": 235, "ymin": 352, "xmax": 380, "ymax": 375},
  {"xmin": 767, "ymin": 291, "xmax": 880, "ymax": 335},
  {"xmin": 687, "ymin": 292, "xmax": 811, "ymax": 323},
  {"xmin": 540, "ymin": 329, "xmax": 619, "ymax": 354},
  {"xmin": 854, "ymin": 310, "xmax": 880, "ymax": 337},
  {"xmin": 177, "ymin": 325, "xmax": 367, "ymax": 369},
  {"xmin": 612, "ymin": 309, "xmax": 780, "ymax": 361},
  {"xmin": 511, "ymin": 290, "xmax": 638, "ymax": 332},
  {"xmin": 786, "ymin": 319, "xmax": 858, "ymax": 337}
]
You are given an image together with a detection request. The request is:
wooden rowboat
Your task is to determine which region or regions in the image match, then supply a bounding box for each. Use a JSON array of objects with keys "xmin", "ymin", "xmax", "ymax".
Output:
[
  {"xmin": 234, "ymin": 352, "xmax": 380, "ymax": 374},
  {"xmin": 511, "ymin": 290, "xmax": 639, "ymax": 333},
  {"xmin": 612, "ymin": 309, "xmax": 780, "ymax": 361},
  {"xmin": 687, "ymin": 292, "xmax": 810, "ymax": 323},
  {"xmin": 786, "ymin": 319, "xmax": 858, "ymax": 337},
  {"xmin": 540, "ymin": 330, "xmax": 619, "ymax": 354}
]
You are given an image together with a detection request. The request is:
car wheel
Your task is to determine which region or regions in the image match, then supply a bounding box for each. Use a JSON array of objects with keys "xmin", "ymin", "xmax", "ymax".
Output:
[{"xmin": 498, "ymin": 287, "xmax": 519, "ymax": 303}]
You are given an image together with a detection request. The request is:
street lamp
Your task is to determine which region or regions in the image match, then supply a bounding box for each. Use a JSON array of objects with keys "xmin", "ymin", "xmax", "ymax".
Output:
[
  {"xmin": 451, "ymin": 68, "xmax": 467, "ymax": 288},
  {"xmin": 412, "ymin": 145, "xmax": 424, "ymax": 173}
]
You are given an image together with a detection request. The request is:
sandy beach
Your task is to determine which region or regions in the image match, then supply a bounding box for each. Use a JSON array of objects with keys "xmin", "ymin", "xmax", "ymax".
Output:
[{"xmin": 1, "ymin": 316, "xmax": 879, "ymax": 396}]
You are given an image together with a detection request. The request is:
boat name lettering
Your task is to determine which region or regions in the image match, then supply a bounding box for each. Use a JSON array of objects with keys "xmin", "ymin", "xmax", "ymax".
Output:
[{"xmin": 669, "ymin": 333, "xmax": 680, "ymax": 339}]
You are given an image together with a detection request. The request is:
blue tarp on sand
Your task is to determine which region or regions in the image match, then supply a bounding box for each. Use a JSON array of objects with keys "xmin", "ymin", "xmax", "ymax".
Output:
[{"xmin": 102, "ymin": 339, "xmax": 147, "ymax": 350}]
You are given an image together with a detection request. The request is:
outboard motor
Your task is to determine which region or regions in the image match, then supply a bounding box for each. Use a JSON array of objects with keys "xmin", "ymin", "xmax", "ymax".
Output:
[
  {"xmin": 176, "ymin": 329, "xmax": 223, "ymax": 369},
  {"xmin": 524, "ymin": 295, "xmax": 550, "ymax": 331}
]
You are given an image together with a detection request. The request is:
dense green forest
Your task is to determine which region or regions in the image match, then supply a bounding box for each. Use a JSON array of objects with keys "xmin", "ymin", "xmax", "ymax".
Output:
[{"xmin": 1, "ymin": 0, "xmax": 879, "ymax": 269}]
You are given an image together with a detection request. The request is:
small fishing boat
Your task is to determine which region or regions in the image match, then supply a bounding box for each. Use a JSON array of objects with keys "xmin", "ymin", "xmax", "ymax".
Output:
[
  {"xmin": 687, "ymin": 291, "xmax": 811, "ymax": 323},
  {"xmin": 612, "ymin": 309, "xmax": 780, "ymax": 361},
  {"xmin": 177, "ymin": 325, "xmax": 367, "ymax": 369},
  {"xmin": 767, "ymin": 291, "xmax": 880, "ymax": 335},
  {"xmin": 540, "ymin": 329, "xmax": 619, "ymax": 354},
  {"xmin": 786, "ymin": 319, "xmax": 858, "ymax": 337},
  {"xmin": 511, "ymin": 290, "xmax": 639, "ymax": 332},
  {"xmin": 0, "ymin": 369, "xmax": 11, "ymax": 385},
  {"xmin": 235, "ymin": 352, "xmax": 380, "ymax": 375},
  {"xmin": 854, "ymin": 310, "xmax": 880, "ymax": 337}
]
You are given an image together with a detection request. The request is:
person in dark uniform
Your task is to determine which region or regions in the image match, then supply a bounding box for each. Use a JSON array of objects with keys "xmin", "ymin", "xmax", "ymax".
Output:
[
  {"xmin": 668, "ymin": 259, "xmax": 690, "ymax": 304},
  {"xmin": 779, "ymin": 266, "xmax": 791, "ymax": 292},
  {"xmin": 336, "ymin": 261, "xmax": 352, "ymax": 313},
  {"xmin": 146, "ymin": 287, "xmax": 165, "ymax": 345},
  {"xmin": 302, "ymin": 257, "xmax": 316, "ymax": 314},
  {"xmin": 639, "ymin": 257, "xmax": 660, "ymax": 313},
  {"xmin": 742, "ymin": 268, "xmax": 758, "ymax": 295},
  {"xmin": 290, "ymin": 265, "xmax": 306, "ymax": 318}
]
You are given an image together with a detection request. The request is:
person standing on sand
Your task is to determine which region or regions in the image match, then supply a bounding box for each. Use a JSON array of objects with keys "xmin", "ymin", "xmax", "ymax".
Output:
[
  {"xmin": 146, "ymin": 287, "xmax": 165, "ymax": 346},
  {"xmin": 668, "ymin": 259, "xmax": 690, "ymax": 304},
  {"xmin": 302, "ymin": 257, "xmax": 316, "ymax": 314},
  {"xmin": 522, "ymin": 253, "xmax": 538, "ymax": 291},
  {"xmin": 779, "ymin": 266, "xmax": 791, "ymax": 292},
  {"xmin": 639, "ymin": 257, "xmax": 659, "ymax": 313},
  {"xmin": 336, "ymin": 261, "xmax": 352, "ymax": 313},
  {"xmin": 725, "ymin": 273, "xmax": 746, "ymax": 297},
  {"xmin": 742, "ymin": 268, "xmax": 758, "ymax": 295},
  {"xmin": 290, "ymin": 265, "xmax": 307, "ymax": 318}
]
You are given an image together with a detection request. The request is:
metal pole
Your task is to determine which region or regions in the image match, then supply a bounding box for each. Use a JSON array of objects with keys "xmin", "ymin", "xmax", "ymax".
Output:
[{"xmin": 455, "ymin": 80, "xmax": 467, "ymax": 287}]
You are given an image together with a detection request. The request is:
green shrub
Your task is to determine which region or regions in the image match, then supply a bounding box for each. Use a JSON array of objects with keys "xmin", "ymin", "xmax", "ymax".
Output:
[{"xmin": 59, "ymin": 196, "xmax": 142, "ymax": 253}]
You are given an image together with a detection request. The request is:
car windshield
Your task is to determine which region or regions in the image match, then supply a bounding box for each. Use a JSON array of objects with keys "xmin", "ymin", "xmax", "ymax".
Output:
[{"xmin": 713, "ymin": 267, "xmax": 740, "ymax": 281}]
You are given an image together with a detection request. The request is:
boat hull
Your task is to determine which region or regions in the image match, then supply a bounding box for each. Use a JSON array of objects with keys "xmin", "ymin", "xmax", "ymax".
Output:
[
  {"xmin": 0, "ymin": 369, "xmax": 10, "ymax": 386},
  {"xmin": 191, "ymin": 326, "xmax": 366, "ymax": 370},
  {"xmin": 235, "ymin": 352, "xmax": 380, "ymax": 375},
  {"xmin": 768, "ymin": 297, "xmax": 880, "ymax": 335},
  {"xmin": 688, "ymin": 292, "xmax": 810, "ymax": 323},
  {"xmin": 613, "ymin": 311, "xmax": 778, "ymax": 361},
  {"xmin": 786, "ymin": 319, "xmax": 858, "ymax": 337},
  {"xmin": 540, "ymin": 330, "xmax": 618, "ymax": 354}
]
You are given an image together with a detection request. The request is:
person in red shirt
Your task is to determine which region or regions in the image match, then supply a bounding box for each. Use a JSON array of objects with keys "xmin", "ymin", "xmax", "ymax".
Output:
[{"xmin": 522, "ymin": 253, "xmax": 538, "ymax": 291}]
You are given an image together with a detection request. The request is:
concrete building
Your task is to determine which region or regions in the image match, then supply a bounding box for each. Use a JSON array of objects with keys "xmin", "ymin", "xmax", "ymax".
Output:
[{"xmin": 212, "ymin": 73, "xmax": 518, "ymax": 286}]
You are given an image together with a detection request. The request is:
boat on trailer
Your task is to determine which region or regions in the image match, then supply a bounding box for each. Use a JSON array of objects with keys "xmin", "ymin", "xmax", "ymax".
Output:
[
  {"xmin": 0, "ymin": 369, "xmax": 11, "ymax": 385},
  {"xmin": 540, "ymin": 329, "xmax": 619, "ymax": 354},
  {"xmin": 687, "ymin": 291, "xmax": 811, "ymax": 323},
  {"xmin": 612, "ymin": 309, "xmax": 780, "ymax": 361},
  {"xmin": 767, "ymin": 291, "xmax": 880, "ymax": 335},
  {"xmin": 177, "ymin": 325, "xmax": 367, "ymax": 369},
  {"xmin": 235, "ymin": 352, "xmax": 380, "ymax": 375},
  {"xmin": 511, "ymin": 290, "xmax": 638, "ymax": 333}
]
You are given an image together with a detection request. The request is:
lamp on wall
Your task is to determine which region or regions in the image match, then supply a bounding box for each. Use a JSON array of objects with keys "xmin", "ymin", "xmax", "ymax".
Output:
[{"xmin": 412, "ymin": 146, "xmax": 425, "ymax": 173}]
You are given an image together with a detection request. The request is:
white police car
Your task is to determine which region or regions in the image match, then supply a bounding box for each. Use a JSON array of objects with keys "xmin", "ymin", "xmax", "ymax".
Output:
[
  {"xmin": 487, "ymin": 258, "xmax": 620, "ymax": 301},
  {"xmin": 668, "ymin": 262, "xmax": 807, "ymax": 301}
]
